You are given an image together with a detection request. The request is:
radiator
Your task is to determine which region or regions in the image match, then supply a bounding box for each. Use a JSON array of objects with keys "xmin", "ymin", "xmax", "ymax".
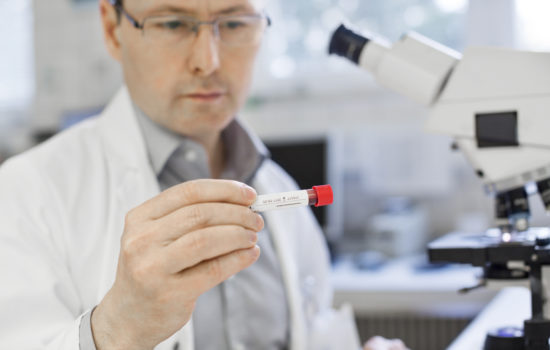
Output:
[{"xmin": 355, "ymin": 313, "xmax": 471, "ymax": 350}]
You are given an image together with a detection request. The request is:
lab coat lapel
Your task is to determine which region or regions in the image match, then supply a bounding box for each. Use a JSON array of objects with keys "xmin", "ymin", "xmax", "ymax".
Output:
[
  {"xmin": 97, "ymin": 87, "xmax": 157, "ymax": 186},
  {"xmin": 253, "ymin": 170, "xmax": 308, "ymax": 350},
  {"xmin": 96, "ymin": 87, "xmax": 194, "ymax": 350},
  {"xmin": 95, "ymin": 87, "xmax": 159, "ymax": 293}
]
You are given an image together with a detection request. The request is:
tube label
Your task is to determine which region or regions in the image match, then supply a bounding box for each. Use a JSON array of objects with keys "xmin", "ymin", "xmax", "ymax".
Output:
[{"xmin": 250, "ymin": 190, "xmax": 309, "ymax": 212}]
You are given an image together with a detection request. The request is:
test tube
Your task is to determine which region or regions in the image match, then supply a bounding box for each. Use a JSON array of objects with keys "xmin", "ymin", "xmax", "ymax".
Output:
[{"xmin": 250, "ymin": 185, "xmax": 333, "ymax": 212}]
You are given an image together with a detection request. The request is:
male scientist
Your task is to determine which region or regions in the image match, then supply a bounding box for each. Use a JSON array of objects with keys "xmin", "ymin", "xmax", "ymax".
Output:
[{"xmin": 0, "ymin": 0, "xmax": 406, "ymax": 349}]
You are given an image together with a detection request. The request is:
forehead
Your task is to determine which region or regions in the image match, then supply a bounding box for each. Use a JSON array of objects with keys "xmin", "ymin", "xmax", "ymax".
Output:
[{"xmin": 130, "ymin": 0, "xmax": 266, "ymax": 15}]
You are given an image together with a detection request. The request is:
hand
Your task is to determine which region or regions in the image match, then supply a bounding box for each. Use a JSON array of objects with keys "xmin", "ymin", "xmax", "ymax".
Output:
[
  {"xmin": 91, "ymin": 179, "xmax": 263, "ymax": 350},
  {"xmin": 364, "ymin": 336, "xmax": 409, "ymax": 350}
]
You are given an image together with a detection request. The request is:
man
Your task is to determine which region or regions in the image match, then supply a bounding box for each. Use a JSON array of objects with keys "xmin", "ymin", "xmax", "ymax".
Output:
[{"xmin": 0, "ymin": 0, "xmax": 407, "ymax": 349}]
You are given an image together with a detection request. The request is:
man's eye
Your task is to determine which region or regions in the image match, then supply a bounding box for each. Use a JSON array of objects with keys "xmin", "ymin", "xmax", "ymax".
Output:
[
  {"xmin": 161, "ymin": 20, "xmax": 186, "ymax": 30},
  {"xmin": 223, "ymin": 20, "xmax": 247, "ymax": 30}
]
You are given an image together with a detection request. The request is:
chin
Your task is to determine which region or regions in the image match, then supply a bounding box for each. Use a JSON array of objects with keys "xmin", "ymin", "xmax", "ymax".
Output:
[{"xmin": 169, "ymin": 114, "xmax": 234, "ymax": 136}]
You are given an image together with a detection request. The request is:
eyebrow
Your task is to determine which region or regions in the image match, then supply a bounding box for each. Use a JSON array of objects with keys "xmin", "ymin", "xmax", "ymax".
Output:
[
  {"xmin": 215, "ymin": 5, "xmax": 253, "ymax": 15},
  {"xmin": 146, "ymin": 4, "xmax": 254, "ymax": 17}
]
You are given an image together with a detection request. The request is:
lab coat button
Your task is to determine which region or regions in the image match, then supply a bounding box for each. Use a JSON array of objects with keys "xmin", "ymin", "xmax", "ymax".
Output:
[
  {"xmin": 233, "ymin": 342, "xmax": 245, "ymax": 350},
  {"xmin": 184, "ymin": 150, "xmax": 197, "ymax": 162}
]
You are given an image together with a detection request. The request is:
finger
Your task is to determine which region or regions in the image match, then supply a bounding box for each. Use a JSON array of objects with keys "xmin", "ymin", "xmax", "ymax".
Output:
[
  {"xmin": 162, "ymin": 225, "xmax": 258, "ymax": 273},
  {"xmin": 363, "ymin": 336, "xmax": 386, "ymax": 350},
  {"xmin": 365, "ymin": 336, "xmax": 384, "ymax": 345},
  {"xmin": 389, "ymin": 339, "xmax": 407, "ymax": 350},
  {"xmin": 137, "ymin": 179, "xmax": 257, "ymax": 220},
  {"xmin": 159, "ymin": 202, "xmax": 264, "ymax": 242},
  {"xmin": 178, "ymin": 245, "xmax": 261, "ymax": 299}
]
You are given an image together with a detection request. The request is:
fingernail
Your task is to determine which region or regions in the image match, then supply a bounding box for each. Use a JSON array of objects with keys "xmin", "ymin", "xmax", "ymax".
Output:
[
  {"xmin": 249, "ymin": 245, "xmax": 260, "ymax": 258},
  {"xmin": 241, "ymin": 184, "xmax": 257, "ymax": 201},
  {"xmin": 248, "ymin": 230, "xmax": 258, "ymax": 244},
  {"xmin": 255, "ymin": 214, "xmax": 264, "ymax": 230}
]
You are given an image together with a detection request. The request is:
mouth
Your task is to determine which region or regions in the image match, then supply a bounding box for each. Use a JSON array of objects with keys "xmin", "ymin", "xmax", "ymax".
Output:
[{"xmin": 184, "ymin": 91, "xmax": 226, "ymax": 102}]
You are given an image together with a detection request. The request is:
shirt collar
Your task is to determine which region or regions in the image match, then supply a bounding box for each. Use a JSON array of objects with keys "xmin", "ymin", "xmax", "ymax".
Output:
[
  {"xmin": 134, "ymin": 103, "xmax": 269, "ymax": 183},
  {"xmin": 134, "ymin": 104, "xmax": 182, "ymax": 175},
  {"xmin": 221, "ymin": 119, "xmax": 270, "ymax": 183}
]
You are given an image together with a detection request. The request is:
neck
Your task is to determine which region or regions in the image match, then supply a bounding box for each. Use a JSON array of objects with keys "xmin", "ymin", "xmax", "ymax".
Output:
[{"xmin": 194, "ymin": 132, "xmax": 225, "ymax": 179}]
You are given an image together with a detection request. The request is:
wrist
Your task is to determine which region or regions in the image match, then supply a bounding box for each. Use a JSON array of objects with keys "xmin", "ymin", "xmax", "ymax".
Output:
[{"xmin": 91, "ymin": 296, "xmax": 152, "ymax": 350}]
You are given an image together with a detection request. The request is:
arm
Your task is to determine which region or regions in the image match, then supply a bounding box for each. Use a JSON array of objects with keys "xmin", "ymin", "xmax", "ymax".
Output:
[
  {"xmin": 0, "ymin": 156, "xmax": 262, "ymax": 350},
  {"xmin": 0, "ymin": 158, "xmax": 85, "ymax": 349}
]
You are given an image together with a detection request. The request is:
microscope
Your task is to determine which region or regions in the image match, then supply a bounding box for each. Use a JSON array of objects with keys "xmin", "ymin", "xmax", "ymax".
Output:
[{"xmin": 329, "ymin": 24, "xmax": 550, "ymax": 349}]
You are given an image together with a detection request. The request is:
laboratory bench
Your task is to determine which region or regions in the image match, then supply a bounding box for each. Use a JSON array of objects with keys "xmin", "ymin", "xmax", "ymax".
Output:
[{"xmin": 331, "ymin": 254, "xmax": 514, "ymax": 349}]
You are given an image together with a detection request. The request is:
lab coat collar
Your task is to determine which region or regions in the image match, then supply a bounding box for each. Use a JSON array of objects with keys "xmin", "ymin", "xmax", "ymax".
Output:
[{"xmin": 97, "ymin": 86, "xmax": 154, "ymax": 175}]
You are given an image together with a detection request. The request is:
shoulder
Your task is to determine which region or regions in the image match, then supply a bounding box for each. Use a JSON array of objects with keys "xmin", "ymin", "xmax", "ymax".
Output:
[
  {"xmin": 2, "ymin": 118, "xmax": 97, "ymax": 172},
  {"xmin": 0, "ymin": 117, "xmax": 106, "ymax": 207},
  {"xmin": 26, "ymin": 117, "xmax": 102, "ymax": 172}
]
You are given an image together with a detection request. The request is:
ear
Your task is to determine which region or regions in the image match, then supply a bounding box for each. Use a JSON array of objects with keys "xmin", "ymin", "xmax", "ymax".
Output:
[{"xmin": 99, "ymin": 0, "xmax": 122, "ymax": 61}]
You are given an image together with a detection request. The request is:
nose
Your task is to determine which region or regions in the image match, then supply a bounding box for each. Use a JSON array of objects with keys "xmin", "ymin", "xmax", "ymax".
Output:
[{"xmin": 187, "ymin": 26, "xmax": 220, "ymax": 77}]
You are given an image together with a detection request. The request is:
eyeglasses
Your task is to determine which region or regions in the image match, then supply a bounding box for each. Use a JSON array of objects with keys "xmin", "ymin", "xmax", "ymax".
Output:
[{"xmin": 109, "ymin": 1, "xmax": 271, "ymax": 47}]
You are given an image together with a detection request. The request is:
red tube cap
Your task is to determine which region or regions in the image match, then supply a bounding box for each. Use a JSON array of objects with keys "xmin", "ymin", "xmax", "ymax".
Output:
[{"xmin": 313, "ymin": 185, "xmax": 333, "ymax": 207}]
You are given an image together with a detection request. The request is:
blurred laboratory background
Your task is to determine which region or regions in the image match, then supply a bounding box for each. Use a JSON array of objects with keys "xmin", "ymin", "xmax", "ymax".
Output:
[{"xmin": 2, "ymin": 0, "xmax": 550, "ymax": 348}]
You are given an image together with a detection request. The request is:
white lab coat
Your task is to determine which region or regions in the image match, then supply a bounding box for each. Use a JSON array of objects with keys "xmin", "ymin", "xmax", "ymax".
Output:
[{"xmin": 0, "ymin": 88, "xmax": 359, "ymax": 350}]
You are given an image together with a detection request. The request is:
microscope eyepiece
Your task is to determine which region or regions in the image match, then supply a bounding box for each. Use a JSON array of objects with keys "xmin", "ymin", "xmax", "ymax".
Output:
[
  {"xmin": 328, "ymin": 24, "xmax": 369, "ymax": 64},
  {"xmin": 536, "ymin": 178, "xmax": 550, "ymax": 211}
]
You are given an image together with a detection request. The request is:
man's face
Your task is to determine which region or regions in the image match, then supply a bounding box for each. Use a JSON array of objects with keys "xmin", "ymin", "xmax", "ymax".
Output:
[{"xmin": 105, "ymin": 0, "xmax": 265, "ymax": 139}]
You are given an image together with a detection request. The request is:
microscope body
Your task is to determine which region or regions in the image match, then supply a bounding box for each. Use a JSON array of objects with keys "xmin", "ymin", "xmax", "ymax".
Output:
[
  {"xmin": 330, "ymin": 25, "xmax": 550, "ymax": 231},
  {"xmin": 428, "ymin": 47, "xmax": 550, "ymax": 193}
]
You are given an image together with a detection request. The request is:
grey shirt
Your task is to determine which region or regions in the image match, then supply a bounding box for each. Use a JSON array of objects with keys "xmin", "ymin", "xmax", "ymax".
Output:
[{"xmin": 80, "ymin": 107, "xmax": 290, "ymax": 350}]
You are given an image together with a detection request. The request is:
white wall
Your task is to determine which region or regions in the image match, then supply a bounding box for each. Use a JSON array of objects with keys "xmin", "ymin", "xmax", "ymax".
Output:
[
  {"xmin": 32, "ymin": 0, "xmax": 122, "ymax": 130},
  {"xmin": 466, "ymin": 0, "xmax": 516, "ymax": 47}
]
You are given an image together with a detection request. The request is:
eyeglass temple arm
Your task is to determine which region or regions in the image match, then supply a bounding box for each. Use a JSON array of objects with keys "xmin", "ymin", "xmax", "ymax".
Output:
[{"xmin": 107, "ymin": 0, "xmax": 143, "ymax": 29}]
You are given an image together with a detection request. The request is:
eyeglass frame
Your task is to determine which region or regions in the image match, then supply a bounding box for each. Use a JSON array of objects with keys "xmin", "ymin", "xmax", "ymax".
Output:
[{"xmin": 107, "ymin": 0, "xmax": 272, "ymax": 42}]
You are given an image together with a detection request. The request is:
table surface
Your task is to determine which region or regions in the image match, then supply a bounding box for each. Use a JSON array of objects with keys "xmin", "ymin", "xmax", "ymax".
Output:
[
  {"xmin": 331, "ymin": 255, "xmax": 501, "ymax": 316},
  {"xmin": 447, "ymin": 287, "xmax": 531, "ymax": 350}
]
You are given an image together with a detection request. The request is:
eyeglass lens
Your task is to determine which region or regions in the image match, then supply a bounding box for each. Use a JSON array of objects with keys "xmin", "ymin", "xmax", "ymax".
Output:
[{"xmin": 142, "ymin": 15, "xmax": 267, "ymax": 46}]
